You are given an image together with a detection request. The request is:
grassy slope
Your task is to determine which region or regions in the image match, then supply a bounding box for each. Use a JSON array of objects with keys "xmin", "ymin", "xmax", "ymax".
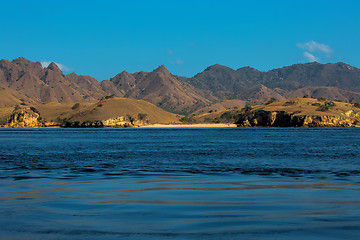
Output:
[
  {"xmin": 255, "ymin": 98, "xmax": 358, "ymax": 117},
  {"xmin": 0, "ymin": 88, "xmax": 36, "ymax": 108},
  {"xmin": 192, "ymin": 99, "xmax": 248, "ymax": 115},
  {"xmin": 0, "ymin": 107, "xmax": 14, "ymax": 125},
  {"xmin": 34, "ymin": 97, "xmax": 180, "ymax": 124},
  {"xmin": 195, "ymin": 98, "xmax": 360, "ymax": 121}
]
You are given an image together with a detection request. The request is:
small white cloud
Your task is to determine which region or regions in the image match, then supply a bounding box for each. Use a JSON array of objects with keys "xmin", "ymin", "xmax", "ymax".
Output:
[
  {"xmin": 169, "ymin": 59, "xmax": 184, "ymax": 65},
  {"xmin": 167, "ymin": 49, "xmax": 174, "ymax": 56},
  {"xmin": 303, "ymin": 52, "xmax": 318, "ymax": 62},
  {"xmin": 297, "ymin": 41, "xmax": 332, "ymax": 54},
  {"xmin": 41, "ymin": 61, "xmax": 71, "ymax": 72}
]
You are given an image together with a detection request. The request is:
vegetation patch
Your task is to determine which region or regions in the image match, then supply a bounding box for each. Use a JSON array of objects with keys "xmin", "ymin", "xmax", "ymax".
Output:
[
  {"xmin": 265, "ymin": 98, "xmax": 277, "ymax": 105},
  {"xmin": 137, "ymin": 113, "xmax": 148, "ymax": 121},
  {"xmin": 56, "ymin": 118, "xmax": 104, "ymax": 128},
  {"xmin": 71, "ymin": 103, "xmax": 80, "ymax": 110},
  {"xmin": 283, "ymin": 100, "xmax": 296, "ymax": 106},
  {"xmin": 204, "ymin": 111, "xmax": 241, "ymax": 124},
  {"xmin": 100, "ymin": 94, "xmax": 115, "ymax": 100},
  {"xmin": 180, "ymin": 116, "xmax": 197, "ymax": 123},
  {"xmin": 316, "ymin": 101, "xmax": 336, "ymax": 112},
  {"xmin": 242, "ymin": 105, "xmax": 252, "ymax": 112}
]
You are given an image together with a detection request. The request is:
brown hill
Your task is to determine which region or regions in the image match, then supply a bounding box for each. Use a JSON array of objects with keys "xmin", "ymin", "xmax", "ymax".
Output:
[
  {"xmin": 192, "ymin": 99, "xmax": 248, "ymax": 115},
  {"xmin": 100, "ymin": 80, "xmax": 124, "ymax": 97},
  {"xmin": 66, "ymin": 72, "xmax": 104, "ymax": 99},
  {"xmin": 0, "ymin": 58, "xmax": 216, "ymax": 114},
  {"xmin": 2, "ymin": 57, "xmax": 360, "ymax": 116},
  {"xmin": 34, "ymin": 97, "xmax": 180, "ymax": 124},
  {"xmin": 278, "ymin": 86, "xmax": 360, "ymax": 102},
  {"xmin": 103, "ymin": 71, "xmax": 136, "ymax": 96},
  {"xmin": 238, "ymin": 84, "xmax": 285, "ymax": 104},
  {"xmin": 184, "ymin": 62, "xmax": 360, "ymax": 103},
  {"xmin": 234, "ymin": 98, "xmax": 360, "ymax": 127},
  {"xmin": 0, "ymin": 88, "xmax": 36, "ymax": 108},
  {"xmin": 106, "ymin": 65, "xmax": 213, "ymax": 113},
  {"xmin": 263, "ymin": 62, "xmax": 360, "ymax": 91},
  {"xmin": 196, "ymin": 98, "xmax": 360, "ymax": 127},
  {"xmin": 0, "ymin": 58, "xmax": 101, "ymax": 104},
  {"xmin": 181, "ymin": 64, "xmax": 263, "ymax": 100}
]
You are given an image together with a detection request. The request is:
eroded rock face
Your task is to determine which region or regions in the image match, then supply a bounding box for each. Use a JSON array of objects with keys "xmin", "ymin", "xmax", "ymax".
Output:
[
  {"xmin": 102, "ymin": 116, "xmax": 148, "ymax": 128},
  {"xmin": 103, "ymin": 116, "xmax": 132, "ymax": 127},
  {"xmin": 5, "ymin": 109, "xmax": 44, "ymax": 128},
  {"xmin": 235, "ymin": 110, "xmax": 360, "ymax": 127},
  {"xmin": 60, "ymin": 115, "xmax": 149, "ymax": 128}
]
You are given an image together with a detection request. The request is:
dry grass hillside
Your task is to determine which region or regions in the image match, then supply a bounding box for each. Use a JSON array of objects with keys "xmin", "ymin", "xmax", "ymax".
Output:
[
  {"xmin": 34, "ymin": 97, "xmax": 180, "ymax": 124},
  {"xmin": 0, "ymin": 107, "xmax": 14, "ymax": 125},
  {"xmin": 193, "ymin": 99, "xmax": 248, "ymax": 115},
  {"xmin": 0, "ymin": 88, "xmax": 36, "ymax": 108},
  {"xmin": 195, "ymin": 98, "xmax": 360, "ymax": 122},
  {"xmin": 253, "ymin": 98, "xmax": 358, "ymax": 117}
]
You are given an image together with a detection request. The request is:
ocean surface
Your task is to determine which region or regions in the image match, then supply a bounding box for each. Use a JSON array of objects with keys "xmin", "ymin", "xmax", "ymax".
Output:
[{"xmin": 0, "ymin": 128, "xmax": 359, "ymax": 240}]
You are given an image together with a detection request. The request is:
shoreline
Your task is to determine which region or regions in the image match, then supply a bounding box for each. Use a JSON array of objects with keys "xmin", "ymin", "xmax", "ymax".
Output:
[
  {"xmin": 140, "ymin": 123, "xmax": 237, "ymax": 128},
  {"xmin": 0, "ymin": 123, "xmax": 237, "ymax": 129}
]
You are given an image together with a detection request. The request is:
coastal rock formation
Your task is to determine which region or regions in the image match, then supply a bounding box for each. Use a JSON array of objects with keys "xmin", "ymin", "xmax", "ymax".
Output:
[
  {"xmin": 60, "ymin": 115, "xmax": 149, "ymax": 128},
  {"xmin": 235, "ymin": 110, "xmax": 359, "ymax": 127},
  {"xmin": 197, "ymin": 98, "xmax": 360, "ymax": 127},
  {"xmin": 103, "ymin": 115, "xmax": 148, "ymax": 128},
  {"xmin": 4, "ymin": 108, "xmax": 44, "ymax": 128}
]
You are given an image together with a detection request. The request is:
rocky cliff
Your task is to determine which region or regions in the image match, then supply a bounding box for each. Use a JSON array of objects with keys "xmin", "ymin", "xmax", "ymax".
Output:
[
  {"xmin": 197, "ymin": 98, "xmax": 360, "ymax": 127},
  {"xmin": 102, "ymin": 115, "xmax": 148, "ymax": 128},
  {"xmin": 3, "ymin": 107, "xmax": 44, "ymax": 128},
  {"xmin": 60, "ymin": 115, "xmax": 149, "ymax": 128},
  {"xmin": 235, "ymin": 110, "xmax": 360, "ymax": 127}
]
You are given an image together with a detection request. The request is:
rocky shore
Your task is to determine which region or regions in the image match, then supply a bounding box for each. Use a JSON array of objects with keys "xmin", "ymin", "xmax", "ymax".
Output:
[
  {"xmin": 0, "ymin": 106, "xmax": 149, "ymax": 128},
  {"xmin": 235, "ymin": 110, "xmax": 360, "ymax": 127}
]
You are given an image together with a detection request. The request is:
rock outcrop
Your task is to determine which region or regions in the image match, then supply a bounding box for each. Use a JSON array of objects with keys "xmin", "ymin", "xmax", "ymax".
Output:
[
  {"xmin": 60, "ymin": 114, "xmax": 149, "ymax": 128},
  {"xmin": 4, "ymin": 107, "xmax": 44, "ymax": 128},
  {"xmin": 103, "ymin": 116, "xmax": 148, "ymax": 128},
  {"xmin": 235, "ymin": 110, "xmax": 360, "ymax": 127}
]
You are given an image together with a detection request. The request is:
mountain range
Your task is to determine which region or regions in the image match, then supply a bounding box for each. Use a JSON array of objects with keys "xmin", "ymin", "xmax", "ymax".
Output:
[{"xmin": 1, "ymin": 57, "xmax": 360, "ymax": 114}]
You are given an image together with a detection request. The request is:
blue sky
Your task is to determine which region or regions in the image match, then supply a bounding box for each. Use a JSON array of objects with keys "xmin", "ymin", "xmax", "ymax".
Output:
[{"xmin": 1, "ymin": 0, "xmax": 360, "ymax": 80}]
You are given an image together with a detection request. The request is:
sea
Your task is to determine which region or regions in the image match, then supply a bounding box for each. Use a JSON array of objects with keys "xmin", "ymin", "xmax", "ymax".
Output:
[{"xmin": 0, "ymin": 128, "xmax": 359, "ymax": 240}]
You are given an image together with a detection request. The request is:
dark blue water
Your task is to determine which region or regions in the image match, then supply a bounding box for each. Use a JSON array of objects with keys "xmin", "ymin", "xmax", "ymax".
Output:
[{"xmin": 0, "ymin": 128, "xmax": 359, "ymax": 239}]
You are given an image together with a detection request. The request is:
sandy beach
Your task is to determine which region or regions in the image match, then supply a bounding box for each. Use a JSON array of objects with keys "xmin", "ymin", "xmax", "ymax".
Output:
[{"xmin": 140, "ymin": 123, "xmax": 237, "ymax": 128}]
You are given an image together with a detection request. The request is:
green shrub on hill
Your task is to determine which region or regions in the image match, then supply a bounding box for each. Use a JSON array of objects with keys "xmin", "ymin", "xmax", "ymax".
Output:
[{"xmin": 180, "ymin": 116, "xmax": 197, "ymax": 123}]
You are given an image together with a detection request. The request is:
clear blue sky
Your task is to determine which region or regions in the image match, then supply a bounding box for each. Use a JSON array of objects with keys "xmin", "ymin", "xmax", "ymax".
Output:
[{"xmin": 1, "ymin": 0, "xmax": 360, "ymax": 80}]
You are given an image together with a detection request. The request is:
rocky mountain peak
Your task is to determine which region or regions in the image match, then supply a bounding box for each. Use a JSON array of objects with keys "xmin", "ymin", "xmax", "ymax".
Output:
[
  {"xmin": 334, "ymin": 62, "xmax": 357, "ymax": 70},
  {"xmin": 47, "ymin": 62, "xmax": 62, "ymax": 72},
  {"xmin": 12, "ymin": 57, "xmax": 32, "ymax": 65},
  {"xmin": 154, "ymin": 65, "xmax": 170, "ymax": 74},
  {"xmin": 205, "ymin": 64, "xmax": 233, "ymax": 72},
  {"xmin": 237, "ymin": 66, "xmax": 261, "ymax": 72},
  {"xmin": 118, "ymin": 70, "xmax": 132, "ymax": 77}
]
